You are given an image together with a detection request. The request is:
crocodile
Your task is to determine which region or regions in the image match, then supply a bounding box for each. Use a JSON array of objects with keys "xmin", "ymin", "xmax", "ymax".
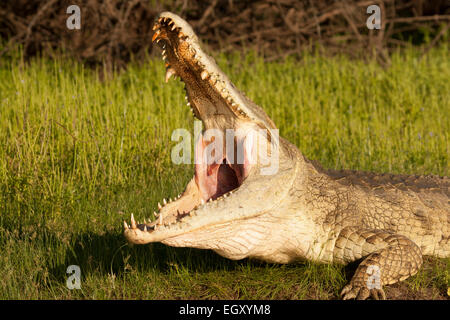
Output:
[{"xmin": 124, "ymin": 12, "xmax": 450, "ymax": 300}]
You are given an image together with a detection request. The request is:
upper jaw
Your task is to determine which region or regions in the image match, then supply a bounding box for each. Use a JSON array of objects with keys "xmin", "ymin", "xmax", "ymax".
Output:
[{"xmin": 152, "ymin": 12, "xmax": 276, "ymax": 131}]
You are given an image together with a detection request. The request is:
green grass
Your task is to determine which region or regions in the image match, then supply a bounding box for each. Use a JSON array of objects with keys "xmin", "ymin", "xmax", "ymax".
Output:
[{"xmin": 0, "ymin": 45, "xmax": 449, "ymax": 299}]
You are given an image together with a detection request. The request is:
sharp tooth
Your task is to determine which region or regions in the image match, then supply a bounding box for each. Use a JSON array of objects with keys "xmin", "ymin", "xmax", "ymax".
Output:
[
  {"xmin": 130, "ymin": 214, "xmax": 137, "ymax": 229},
  {"xmin": 143, "ymin": 225, "xmax": 147, "ymax": 232},
  {"xmin": 178, "ymin": 32, "xmax": 185, "ymax": 38},
  {"xmin": 162, "ymin": 49, "xmax": 166, "ymax": 55},
  {"xmin": 187, "ymin": 102, "xmax": 190, "ymax": 106},
  {"xmin": 163, "ymin": 198, "xmax": 167, "ymax": 205},
  {"xmin": 158, "ymin": 202, "xmax": 162, "ymax": 209},
  {"xmin": 123, "ymin": 221, "xmax": 129, "ymax": 229},
  {"xmin": 152, "ymin": 30, "xmax": 160, "ymax": 42},
  {"xmin": 171, "ymin": 25, "xmax": 177, "ymax": 31},
  {"xmin": 165, "ymin": 67, "xmax": 176, "ymax": 83},
  {"xmin": 154, "ymin": 211, "xmax": 159, "ymax": 218},
  {"xmin": 152, "ymin": 24, "xmax": 159, "ymax": 31},
  {"xmin": 169, "ymin": 197, "xmax": 172, "ymax": 202},
  {"xmin": 201, "ymin": 70, "xmax": 209, "ymax": 80}
]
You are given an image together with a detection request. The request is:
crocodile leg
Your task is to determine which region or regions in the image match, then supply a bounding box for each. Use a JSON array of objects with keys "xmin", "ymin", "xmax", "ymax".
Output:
[{"xmin": 332, "ymin": 227, "xmax": 423, "ymax": 300}]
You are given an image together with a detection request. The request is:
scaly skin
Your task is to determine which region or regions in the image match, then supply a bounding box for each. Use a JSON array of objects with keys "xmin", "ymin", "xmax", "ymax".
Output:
[{"xmin": 123, "ymin": 12, "xmax": 450, "ymax": 300}]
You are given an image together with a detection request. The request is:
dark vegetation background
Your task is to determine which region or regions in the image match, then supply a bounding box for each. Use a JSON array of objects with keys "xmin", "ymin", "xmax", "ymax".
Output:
[{"xmin": 1, "ymin": 0, "xmax": 449, "ymax": 69}]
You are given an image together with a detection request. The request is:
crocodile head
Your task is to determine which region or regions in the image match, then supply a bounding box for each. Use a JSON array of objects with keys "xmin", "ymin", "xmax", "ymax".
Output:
[{"xmin": 124, "ymin": 12, "xmax": 301, "ymax": 260}]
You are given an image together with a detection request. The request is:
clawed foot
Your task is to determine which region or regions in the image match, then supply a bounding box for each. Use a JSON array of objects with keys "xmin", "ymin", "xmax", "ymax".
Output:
[{"xmin": 341, "ymin": 283, "xmax": 386, "ymax": 300}]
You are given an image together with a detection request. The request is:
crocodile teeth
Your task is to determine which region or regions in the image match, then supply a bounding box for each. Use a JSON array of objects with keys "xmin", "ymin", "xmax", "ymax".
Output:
[
  {"xmin": 158, "ymin": 202, "xmax": 162, "ymax": 210},
  {"xmin": 152, "ymin": 30, "xmax": 160, "ymax": 42},
  {"xmin": 201, "ymin": 70, "xmax": 209, "ymax": 80},
  {"xmin": 163, "ymin": 198, "xmax": 167, "ymax": 205},
  {"xmin": 143, "ymin": 225, "xmax": 147, "ymax": 232},
  {"xmin": 165, "ymin": 67, "xmax": 177, "ymax": 83},
  {"xmin": 123, "ymin": 221, "xmax": 129, "ymax": 229},
  {"xmin": 130, "ymin": 214, "xmax": 137, "ymax": 229}
]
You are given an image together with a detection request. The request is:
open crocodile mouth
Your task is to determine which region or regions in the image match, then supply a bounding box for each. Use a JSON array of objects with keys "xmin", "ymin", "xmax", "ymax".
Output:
[{"xmin": 123, "ymin": 12, "xmax": 261, "ymax": 240}]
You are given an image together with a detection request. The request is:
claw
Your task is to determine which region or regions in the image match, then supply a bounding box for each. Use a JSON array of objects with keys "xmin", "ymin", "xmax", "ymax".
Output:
[{"xmin": 340, "ymin": 284, "xmax": 386, "ymax": 300}]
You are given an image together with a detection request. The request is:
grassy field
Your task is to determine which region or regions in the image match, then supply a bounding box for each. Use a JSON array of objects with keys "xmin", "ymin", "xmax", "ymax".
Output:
[{"xmin": 0, "ymin": 45, "xmax": 449, "ymax": 299}]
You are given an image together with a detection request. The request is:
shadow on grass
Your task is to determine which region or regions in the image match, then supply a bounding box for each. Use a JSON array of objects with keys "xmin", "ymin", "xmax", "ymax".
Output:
[{"xmin": 49, "ymin": 230, "xmax": 261, "ymax": 283}]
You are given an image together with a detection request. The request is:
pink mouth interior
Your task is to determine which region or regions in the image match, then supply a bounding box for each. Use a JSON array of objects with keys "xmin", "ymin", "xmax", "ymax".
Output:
[{"xmin": 194, "ymin": 133, "xmax": 254, "ymax": 201}]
